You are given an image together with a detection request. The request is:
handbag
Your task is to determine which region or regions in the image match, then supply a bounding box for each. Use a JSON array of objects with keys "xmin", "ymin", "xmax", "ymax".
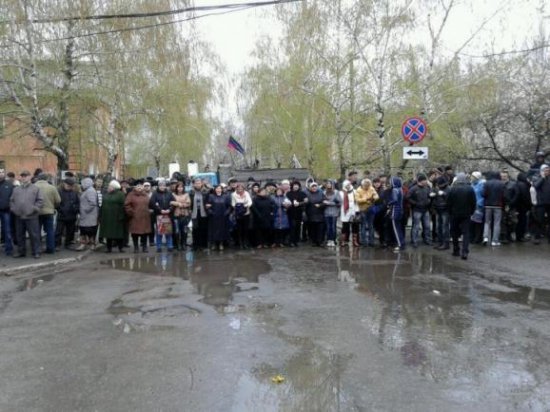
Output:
[{"xmin": 156, "ymin": 215, "xmax": 173, "ymax": 235}]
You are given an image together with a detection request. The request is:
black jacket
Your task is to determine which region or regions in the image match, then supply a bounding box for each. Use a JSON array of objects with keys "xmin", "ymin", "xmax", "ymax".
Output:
[
  {"xmin": 432, "ymin": 184, "xmax": 450, "ymax": 211},
  {"xmin": 58, "ymin": 188, "xmax": 80, "ymax": 221},
  {"xmin": 503, "ymin": 180, "xmax": 519, "ymax": 208},
  {"xmin": 286, "ymin": 189, "xmax": 307, "ymax": 221},
  {"xmin": 0, "ymin": 178, "xmax": 14, "ymax": 211},
  {"xmin": 534, "ymin": 175, "xmax": 550, "ymax": 206},
  {"xmin": 251, "ymin": 195, "xmax": 275, "ymax": 229},
  {"xmin": 448, "ymin": 182, "xmax": 476, "ymax": 218},
  {"xmin": 407, "ymin": 184, "xmax": 431, "ymax": 212},
  {"xmin": 483, "ymin": 173, "xmax": 504, "ymax": 207},
  {"xmin": 515, "ymin": 173, "xmax": 532, "ymax": 212},
  {"xmin": 149, "ymin": 190, "xmax": 175, "ymax": 216},
  {"xmin": 305, "ymin": 190, "xmax": 325, "ymax": 223}
]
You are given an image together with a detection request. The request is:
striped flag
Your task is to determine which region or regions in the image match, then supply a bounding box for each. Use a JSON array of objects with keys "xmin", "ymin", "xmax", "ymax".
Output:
[{"xmin": 227, "ymin": 135, "xmax": 245, "ymax": 155}]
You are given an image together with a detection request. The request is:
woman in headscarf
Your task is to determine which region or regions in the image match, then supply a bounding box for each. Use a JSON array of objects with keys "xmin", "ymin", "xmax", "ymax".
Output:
[
  {"xmin": 124, "ymin": 179, "xmax": 152, "ymax": 253},
  {"xmin": 149, "ymin": 179, "xmax": 175, "ymax": 252},
  {"xmin": 99, "ymin": 180, "xmax": 126, "ymax": 253},
  {"xmin": 339, "ymin": 180, "xmax": 360, "ymax": 247},
  {"xmin": 272, "ymin": 187, "xmax": 291, "ymax": 247},
  {"xmin": 75, "ymin": 177, "xmax": 99, "ymax": 251},
  {"xmin": 171, "ymin": 182, "xmax": 191, "ymax": 250},
  {"xmin": 251, "ymin": 187, "xmax": 274, "ymax": 248},
  {"xmin": 286, "ymin": 181, "xmax": 308, "ymax": 247},
  {"xmin": 206, "ymin": 184, "xmax": 231, "ymax": 251},
  {"xmin": 231, "ymin": 183, "xmax": 252, "ymax": 249}
]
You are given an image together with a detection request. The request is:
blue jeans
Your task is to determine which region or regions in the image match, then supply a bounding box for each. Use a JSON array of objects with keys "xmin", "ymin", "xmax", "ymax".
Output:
[
  {"xmin": 0, "ymin": 211, "xmax": 13, "ymax": 255},
  {"xmin": 412, "ymin": 210, "xmax": 432, "ymax": 245},
  {"xmin": 361, "ymin": 210, "xmax": 376, "ymax": 245},
  {"xmin": 483, "ymin": 207, "xmax": 502, "ymax": 242},
  {"xmin": 156, "ymin": 234, "xmax": 173, "ymax": 250},
  {"xmin": 39, "ymin": 214, "xmax": 55, "ymax": 252},
  {"xmin": 436, "ymin": 211, "xmax": 450, "ymax": 245},
  {"xmin": 325, "ymin": 216, "xmax": 337, "ymax": 241}
]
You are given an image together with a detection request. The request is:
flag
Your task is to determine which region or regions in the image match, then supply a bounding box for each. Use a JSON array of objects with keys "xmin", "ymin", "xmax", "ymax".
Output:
[{"xmin": 227, "ymin": 135, "xmax": 245, "ymax": 155}]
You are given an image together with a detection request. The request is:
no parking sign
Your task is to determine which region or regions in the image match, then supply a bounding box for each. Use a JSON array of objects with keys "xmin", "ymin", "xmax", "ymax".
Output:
[{"xmin": 402, "ymin": 117, "xmax": 427, "ymax": 144}]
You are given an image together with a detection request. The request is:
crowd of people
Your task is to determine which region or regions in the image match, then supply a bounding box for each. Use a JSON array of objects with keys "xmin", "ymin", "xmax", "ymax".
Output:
[{"xmin": 1, "ymin": 152, "xmax": 549, "ymax": 260}]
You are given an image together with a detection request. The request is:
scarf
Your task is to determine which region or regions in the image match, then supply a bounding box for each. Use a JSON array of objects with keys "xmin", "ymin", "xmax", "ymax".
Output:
[
  {"xmin": 192, "ymin": 191, "xmax": 206, "ymax": 218},
  {"xmin": 344, "ymin": 190, "xmax": 350, "ymax": 213}
]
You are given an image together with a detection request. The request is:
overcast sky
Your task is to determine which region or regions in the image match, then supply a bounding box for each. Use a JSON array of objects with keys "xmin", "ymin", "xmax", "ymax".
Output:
[{"xmin": 193, "ymin": 0, "xmax": 546, "ymax": 122}]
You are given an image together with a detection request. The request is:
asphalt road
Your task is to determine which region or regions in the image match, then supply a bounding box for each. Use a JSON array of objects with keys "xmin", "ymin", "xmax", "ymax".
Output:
[{"xmin": 1, "ymin": 242, "xmax": 550, "ymax": 411}]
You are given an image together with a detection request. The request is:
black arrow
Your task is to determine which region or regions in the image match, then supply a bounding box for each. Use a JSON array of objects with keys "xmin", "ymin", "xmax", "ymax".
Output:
[{"xmin": 407, "ymin": 150, "xmax": 425, "ymax": 156}]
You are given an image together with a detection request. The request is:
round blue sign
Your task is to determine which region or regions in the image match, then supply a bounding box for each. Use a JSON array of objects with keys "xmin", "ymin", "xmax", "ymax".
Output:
[{"xmin": 402, "ymin": 117, "xmax": 427, "ymax": 144}]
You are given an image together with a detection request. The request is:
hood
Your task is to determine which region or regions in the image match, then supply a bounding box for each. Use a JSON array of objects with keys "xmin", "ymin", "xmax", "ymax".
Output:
[
  {"xmin": 81, "ymin": 177, "xmax": 93, "ymax": 190},
  {"xmin": 453, "ymin": 173, "xmax": 468, "ymax": 185},
  {"xmin": 390, "ymin": 176, "xmax": 402, "ymax": 189},
  {"xmin": 517, "ymin": 172, "xmax": 528, "ymax": 183}
]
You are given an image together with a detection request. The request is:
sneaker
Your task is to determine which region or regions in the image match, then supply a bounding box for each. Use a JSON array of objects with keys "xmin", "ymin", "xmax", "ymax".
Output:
[
  {"xmin": 482, "ymin": 237, "xmax": 488, "ymax": 246},
  {"xmin": 491, "ymin": 241, "xmax": 501, "ymax": 246}
]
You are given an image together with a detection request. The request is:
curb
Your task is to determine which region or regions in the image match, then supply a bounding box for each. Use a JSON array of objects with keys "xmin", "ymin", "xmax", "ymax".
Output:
[{"xmin": 1, "ymin": 250, "xmax": 92, "ymax": 277}]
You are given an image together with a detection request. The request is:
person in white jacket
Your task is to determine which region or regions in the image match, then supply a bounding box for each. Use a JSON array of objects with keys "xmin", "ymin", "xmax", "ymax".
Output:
[
  {"xmin": 339, "ymin": 180, "xmax": 360, "ymax": 247},
  {"xmin": 231, "ymin": 183, "xmax": 252, "ymax": 248}
]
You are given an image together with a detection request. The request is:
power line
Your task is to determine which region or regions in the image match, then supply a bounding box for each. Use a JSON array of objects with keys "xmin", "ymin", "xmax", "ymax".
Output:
[
  {"xmin": 0, "ymin": 1, "xmax": 300, "ymax": 47},
  {"xmin": 1, "ymin": 0, "xmax": 302, "ymax": 24}
]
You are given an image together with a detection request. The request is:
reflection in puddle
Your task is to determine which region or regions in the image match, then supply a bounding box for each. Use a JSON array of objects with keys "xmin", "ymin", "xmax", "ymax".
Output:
[
  {"xmin": 234, "ymin": 335, "xmax": 352, "ymax": 412},
  {"xmin": 18, "ymin": 274, "xmax": 55, "ymax": 291},
  {"xmin": 332, "ymin": 248, "xmax": 550, "ymax": 404},
  {"xmin": 103, "ymin": 254, "xmax": 270, "ymax": 312}
]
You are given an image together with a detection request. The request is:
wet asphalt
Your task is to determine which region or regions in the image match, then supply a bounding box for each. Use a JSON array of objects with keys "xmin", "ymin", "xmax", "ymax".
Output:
[{"xmin": 1, "ymin": 242, "xmax": 550, "ymax": 411}]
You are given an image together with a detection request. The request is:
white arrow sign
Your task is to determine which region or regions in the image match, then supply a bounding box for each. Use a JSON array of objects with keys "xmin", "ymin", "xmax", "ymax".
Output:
[{"xmin": 403, "ymin": 146, "xmax": 429, "ymax": 160}]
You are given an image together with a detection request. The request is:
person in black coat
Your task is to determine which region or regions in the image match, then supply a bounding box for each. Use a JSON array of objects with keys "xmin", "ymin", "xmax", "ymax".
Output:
[
  {"xmin": 251, "ymin": 188, "xmax": 275, "ymax": 248},
  {"xmin": 286, "ymin": 181, "xmax": 308, "ymax": 247},
  {"xmin": 515, "ymin": 173, "xmax": 532, "ymax": 242},
  {"xmin": 149, "ymin": 180, "xmax": 175, "ymax": 252},
  {"xmin": 305, "ymin": 182, "xmax": 326, "ymax": 246},
  {"xmin": 448, "ymin": 173, "xmax": 477, "ymax": 259},
  {"xmin": 206, "ymin": 185, "xmax": 231, "ymax": 251},
  {"xmin": 55, "ymin": 178, "xmax": 80, "ymax": 249}
]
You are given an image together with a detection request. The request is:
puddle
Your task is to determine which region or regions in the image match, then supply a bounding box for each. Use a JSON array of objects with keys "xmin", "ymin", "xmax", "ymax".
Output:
[
  {"xmin": 233, "ymin": 335, "xmax": 353, "ymax": 412},
  {"xmin": 103, "ymin": 255, "xmax": 271, "ymax": 327},
  {"xmin": 18, "ymin": 274, "xmax": 55, "ymax": 291}
]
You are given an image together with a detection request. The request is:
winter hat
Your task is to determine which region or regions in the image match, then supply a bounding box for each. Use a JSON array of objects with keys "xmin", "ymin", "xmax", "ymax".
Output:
[
  {"xmin": 281, "ymin": 179, "xmax": 290, "ymax": 186},
  {"xmin": 471, "ymin": 171, "xmax": 482, "ymax": 181},
  {"xmin": 108, "ymin": 180, "xmax": 121, "ymax": 190},
  {"xmin": 541, "ymin": 164, "xmax": 549, "ymax": 171},
  {"xmin": 81, "ymin": 177, "xmax": 93, "ymax": 190},
  {"xmin": 417, "ymin": 174, "xmax": 427, "ymax": 182},
  {"xmin": 454, "ymin": 173, "xmax": 468, "ymax": 184},
  {"xmin": 63, "ymin": 177, "xmax": 75, "ymax": 185}
]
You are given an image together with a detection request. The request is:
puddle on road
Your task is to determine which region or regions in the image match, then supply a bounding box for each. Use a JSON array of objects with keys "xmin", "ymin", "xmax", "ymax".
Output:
[
  {"xmin": 333, "ymin": 248, "xmax": 550, "ymax": 394},
  {"xmin": 103, "ymin": 254, "xmax": 271, "ymax": 326},
  {"xmin": 18, "ymin": 274, "xmax": 55, "ymax": 291}
]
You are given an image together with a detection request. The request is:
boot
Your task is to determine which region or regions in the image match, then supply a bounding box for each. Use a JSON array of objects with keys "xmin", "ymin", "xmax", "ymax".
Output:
[
  {"xmin": 134, "ymin": 245, "xmax": 139, "ymax": 253},
  {"xmin": 142, "ymin": 242, "xmax": 148, "ymax": 253},
  {"xmin": 352, "ymin": 234, "xmax": 360, "ymax": 248},
  {"xmin": 340, "ymin": 233, "xmax": 349, "ymax": 247},
  {"xmin": 75, "ymin": 236, "xmax": 87, "ymax": 251},
  {"xmin": 438, "ymin": 242, "xmax": 450, "ymax": 250}
]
